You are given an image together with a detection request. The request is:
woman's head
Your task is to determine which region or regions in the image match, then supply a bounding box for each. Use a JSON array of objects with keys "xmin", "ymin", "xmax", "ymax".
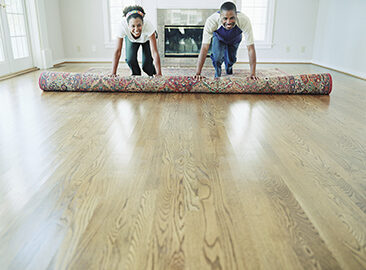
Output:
[{"xmin": 123, "ymin": 5, "xmax": 145, "ymax": 38}]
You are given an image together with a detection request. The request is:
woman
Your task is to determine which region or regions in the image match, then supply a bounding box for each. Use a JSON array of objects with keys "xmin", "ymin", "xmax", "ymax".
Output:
[{"xmin": 112, "ymin": 5, "xmax": 162, "ymax": 76}]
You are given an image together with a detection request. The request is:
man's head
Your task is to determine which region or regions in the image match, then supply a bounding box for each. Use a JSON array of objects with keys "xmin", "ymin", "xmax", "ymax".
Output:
[{"xmin": 220, "ymin": 2, "xmax": 237, "ymax": 30}]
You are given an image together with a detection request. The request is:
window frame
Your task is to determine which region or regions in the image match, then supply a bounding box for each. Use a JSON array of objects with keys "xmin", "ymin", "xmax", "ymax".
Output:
[
  {"xmin": 102, "ymin": 0, "xmax": 140, "ymax": 48},
  {"xmin": 239, "ymin": 0, "xmax": 276, "ymax": 49}
]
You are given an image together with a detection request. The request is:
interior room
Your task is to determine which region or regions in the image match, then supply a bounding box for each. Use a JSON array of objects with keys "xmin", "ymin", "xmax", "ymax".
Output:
[{"xmin": 0, "ymin": 0, "xmax": 365, "ymax": 269}]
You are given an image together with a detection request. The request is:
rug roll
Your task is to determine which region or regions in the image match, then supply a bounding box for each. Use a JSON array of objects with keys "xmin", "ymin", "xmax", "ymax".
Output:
[{"xmin": 39, "ymin": 71, "xmax": 332, "ymax": 94}]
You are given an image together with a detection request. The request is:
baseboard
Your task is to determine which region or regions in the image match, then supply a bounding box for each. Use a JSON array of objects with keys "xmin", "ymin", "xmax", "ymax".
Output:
[
  {"xmin": 62, "ymin": 58, "xmax": 117, "ymax": 63},
  {"xmin": 311, "ymin": 61, "xmax": 366, "ymax": 81},
  {"xmin": 53, "ymin": 59, "xmax": 67, "ymax": 67},
  {"xmin": 6, "ymin": 60, "xmax": 363, "ymax": 82},
  {"xmin": 0, "ymin": 67, "xmax": 40, "ymax": 81},
  {"xmin": 61, "ymin": 58, "xmax": 312, "ymax": 65},
  {"xmin": 237, "ymin": 61, "xmax": 312, "ymax": 64}
]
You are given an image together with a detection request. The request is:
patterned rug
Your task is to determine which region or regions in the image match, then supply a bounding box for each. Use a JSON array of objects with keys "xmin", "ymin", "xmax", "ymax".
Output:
[
  {"xmin": 39, "ymin": 71, "xmax": 332, "ymax": 94},
  {"xmin": 86, "ymin": 67, "xmax": 288, "ymax": 78}
]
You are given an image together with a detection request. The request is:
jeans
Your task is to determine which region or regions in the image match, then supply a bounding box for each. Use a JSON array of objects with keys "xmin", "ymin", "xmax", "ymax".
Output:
[
  {"xmin": 210, "ymin": 34, "xmax": 241, "ymax": 78},
  {"xmin": 125, "ymin": 38, "xmax": 156, "ymax": 76}
]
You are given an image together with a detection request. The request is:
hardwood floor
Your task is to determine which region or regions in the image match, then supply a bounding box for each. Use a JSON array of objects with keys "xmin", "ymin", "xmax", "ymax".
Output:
[{"xmin": 0, "ymin": 63, "xmax": 365, "ymax": 269}]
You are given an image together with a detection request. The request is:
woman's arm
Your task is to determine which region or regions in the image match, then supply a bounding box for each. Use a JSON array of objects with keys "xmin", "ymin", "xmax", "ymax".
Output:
[
  {"xmin": 149, "ymin": 34, "xmax": 162, "ymax": 76},
  {"xmin": 112, "ymin": 38, "xmax": 123, "ymax": 75}
]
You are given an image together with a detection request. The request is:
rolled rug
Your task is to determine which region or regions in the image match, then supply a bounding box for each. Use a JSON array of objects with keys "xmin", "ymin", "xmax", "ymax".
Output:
[{"xmin": 39, "ymin": 71, "xmax": 332, "ymax": 94}]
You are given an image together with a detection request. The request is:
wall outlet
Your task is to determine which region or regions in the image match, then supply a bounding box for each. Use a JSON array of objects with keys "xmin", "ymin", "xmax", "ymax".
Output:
[
  {"xmin": 301, "ymin": 46, "xmax": 306, "ymax": 53},
  {"xmin": 76, "ymin": 45, "xmax": 81, "ymax": 52},
  {"xmin": 286, "ymin": 46, "xmax": 291, "ymax": 53},
  {"xmin": 91, "ymin": 45, "xmax": 97, "ymax": 52}
]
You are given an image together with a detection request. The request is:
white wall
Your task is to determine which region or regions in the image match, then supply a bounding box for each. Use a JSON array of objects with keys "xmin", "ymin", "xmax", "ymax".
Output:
[
  {"xmin": 312, "ymin": 0, "xmax": 366, "ymax": 78},
  {"xmin": 59, "ymin": 0, "xmax": 112, "ymax": 61},
  {"xmin": 57, "ymin": 0, "xmax": 319, "ymax": 63},
  {"xmin": 48, "ymin": 0, "xmax": 365, "ymax": 78},
  {"xmin": 43, "ymin": 0, "xmax": 65, "ymax": 64},
  {"xmin": 238, "ymin": 0, "xmax": 319, "ymax": 62}
]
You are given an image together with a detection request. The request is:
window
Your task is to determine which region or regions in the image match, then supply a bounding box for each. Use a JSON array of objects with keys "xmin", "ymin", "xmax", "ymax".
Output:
[
  {"xmin": 5, "ymin": 0, "xmax": 29, "ymax": 58},
  {"xmin": 241, "ymin": 0, "xmax": 275, "ymax": 48},
  {"xmin": 103, "ymin": 0, "xmax": 137, "ymax": 48}
]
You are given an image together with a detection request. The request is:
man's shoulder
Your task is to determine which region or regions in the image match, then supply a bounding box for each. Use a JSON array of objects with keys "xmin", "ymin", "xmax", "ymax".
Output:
[
  {"xmin": 236, "ymin": 12, "xmax": 251, "ymax": 25},
  {"xmin": 206, "ymin": 12, "xmax": 220, "ymax": 23}
]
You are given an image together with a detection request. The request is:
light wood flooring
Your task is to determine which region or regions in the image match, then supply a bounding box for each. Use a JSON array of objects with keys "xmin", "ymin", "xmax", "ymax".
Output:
[{"xmin": 0, "ymin": 63, "xmax": 365, "ymax": 270}]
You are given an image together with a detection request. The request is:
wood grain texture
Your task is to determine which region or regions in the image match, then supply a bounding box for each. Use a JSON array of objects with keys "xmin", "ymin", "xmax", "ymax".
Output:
[{"xmin": 0, "ymin": 63, "xmax": 365, "ymax": 270}]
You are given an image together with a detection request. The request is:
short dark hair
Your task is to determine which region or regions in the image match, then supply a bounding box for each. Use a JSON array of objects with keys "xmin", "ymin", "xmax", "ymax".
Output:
[
  {"xmin": 123, "ymin": 5, "xmax": 145, "ymax": 22},
  {"xmin": 220, "ymin": 2, "xmax": 237, "ymax": 12}
]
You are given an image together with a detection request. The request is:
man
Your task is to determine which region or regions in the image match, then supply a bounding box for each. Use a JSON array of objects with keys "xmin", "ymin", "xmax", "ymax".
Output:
[{"xmin": 194, "ymin": 2, "xmax": 258, "ymax": 80}]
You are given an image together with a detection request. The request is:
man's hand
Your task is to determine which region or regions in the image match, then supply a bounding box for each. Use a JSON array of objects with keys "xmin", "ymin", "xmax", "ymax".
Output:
[
  {"xmin": 195, "ymin": 44, "xmax": 210, "ymax": 81},
  {"xmin": 194, "ymin": 74, "xmax": 205, "ymax": 81},
  {"xmin": 247, "ymin": 44, "xmax": 258, "ymax": 81},
  {"xmin": 250, "ymin": 73, "xmax": 259, "ymax": 80}
]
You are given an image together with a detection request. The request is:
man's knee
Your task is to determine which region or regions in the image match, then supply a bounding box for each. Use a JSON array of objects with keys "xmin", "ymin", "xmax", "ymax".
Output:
[{"xmin": 211, "ymin": 54, "xmax": 224, "ymax": 66}]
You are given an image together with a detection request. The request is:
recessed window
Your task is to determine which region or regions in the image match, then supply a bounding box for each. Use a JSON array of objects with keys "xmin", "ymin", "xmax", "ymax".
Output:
[
  {"xmin": 5, "ymin": 0, "xmax": 29, "ymax": 59},
  {"xmin": 241, "ymin": 0, "xmax": 275, "ymax": 48},
  {"xmin": 108, "ymin": 0, "xmax": 136, "ymax": 41}
]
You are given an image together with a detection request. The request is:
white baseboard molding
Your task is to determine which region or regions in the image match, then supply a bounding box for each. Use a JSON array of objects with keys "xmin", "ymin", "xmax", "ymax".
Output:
[
  {"xmin": 311, "ymin": 60, "xmax": 366, "ymax": 80},
  {"xmin": 237, "ymin": 59, "xmax": 312, "ymax": 64},
  {"xmin": 49, "ymin": 58, "xmax": 366, "ymax": 80},
  {"xmin": 62, "ymin": 58, "xmax": 121, "ymax": 63},
  {"xmin": 61, "ymin": 58, "xmax": 313, "ymax": 64}
]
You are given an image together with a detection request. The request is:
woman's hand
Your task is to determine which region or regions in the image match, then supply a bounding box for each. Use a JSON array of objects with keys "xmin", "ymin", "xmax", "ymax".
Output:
[{"xmin": 108, "ymin": 73, "xmax": 118, "ymax": 78}]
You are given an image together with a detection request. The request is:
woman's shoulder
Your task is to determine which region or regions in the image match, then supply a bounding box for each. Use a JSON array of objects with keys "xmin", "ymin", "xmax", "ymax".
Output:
[
  {"xmin": 143, "ymin": 18, "xmax": 156, "ymax": 32},
  {"xmin": 143, "ymin": 18, "xmax": 154, "ymax": 27}
]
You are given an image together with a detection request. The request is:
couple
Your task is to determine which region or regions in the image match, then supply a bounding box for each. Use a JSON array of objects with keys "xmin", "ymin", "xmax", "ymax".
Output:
[{"xmin": 112, "ymin": 2, "xmax": 258, "ymax": 80}]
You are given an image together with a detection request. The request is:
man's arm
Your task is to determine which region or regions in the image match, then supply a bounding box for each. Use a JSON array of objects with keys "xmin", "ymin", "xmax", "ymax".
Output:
[
  {"xmin": 194, "ymin": 43, "xmax": 210, "ymax": 80},
  {"xmin": 247, "ymin": 44, "xmax": 258, "ymax": 80}
]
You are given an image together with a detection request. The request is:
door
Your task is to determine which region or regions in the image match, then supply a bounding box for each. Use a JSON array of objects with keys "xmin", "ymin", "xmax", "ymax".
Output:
[{"xmin": 0, "ymin": 0, "xmax": 33, "ymax": 76}]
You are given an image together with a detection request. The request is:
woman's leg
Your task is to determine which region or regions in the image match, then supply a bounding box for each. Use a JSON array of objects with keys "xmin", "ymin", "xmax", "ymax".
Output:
[
  {"xmin": 210, "ymin": 34, "xmax": 226, "ymax": 77},
  {"xmin": 125, "ymin": 38, "xmax": 141, "ymax": 75},
  {"xmin": 141, "ymin": 41, "xmax": 156, "ymax": 76}
]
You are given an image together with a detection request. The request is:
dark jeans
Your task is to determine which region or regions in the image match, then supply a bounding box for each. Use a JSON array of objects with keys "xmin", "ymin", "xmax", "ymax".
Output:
[
  {"xmin": 210, "ymin": 34, "xmax": 241, "ymax": 77},
  {"xmin": 125, "ymin": 38, "xmax": 156, "ymax": 76}
]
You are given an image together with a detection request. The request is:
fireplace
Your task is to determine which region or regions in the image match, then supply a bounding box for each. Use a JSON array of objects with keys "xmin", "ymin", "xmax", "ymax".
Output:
[
  {"xmin": 164, "ymin": 25, "xmax": 211, "ymax": 57},
  {"xmin": 157, "ymin": 9, "xmax": 217, "ymax": 66}
]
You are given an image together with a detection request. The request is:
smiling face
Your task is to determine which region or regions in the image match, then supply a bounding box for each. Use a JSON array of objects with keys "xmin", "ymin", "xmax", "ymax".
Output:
[
  {"xmin": 220, "ymin": 10, "xmax": 237, "ymax": 30},
  {"xmin": 128, "ymin": 17, "xmax": 143, "ymax": 38}
]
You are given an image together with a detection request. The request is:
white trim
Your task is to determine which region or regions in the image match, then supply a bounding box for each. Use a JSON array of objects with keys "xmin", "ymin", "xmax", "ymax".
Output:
[
  {"xmin": 61, "ymin": 58, "xmax": 311, "ymax": 63},
  {"xmin": 102, "ymin": 0, "xmax": 112, "ymax": 49},
  {"xmin": 103, "ymin": 0, "xmax": 142, "ymax": 49},
  {"xmin": 26, "ymin": 0, "xmax": 54, "ymax": 69},
  {"xmin": 311, "ymin": 60, "xmax": 366, "ymax": 80},
  {"xmin": 63, "ymin": 58, "xmax": 126, "ymax": 62},
  {"xmin": 47, "ymin": 58, "xmax": 366, "ymax": 80},
  {"xmin": 239, "ymin": 0, "xmax": 276, "ymax": 49},
  {"xmin": 237, "ymin": 58, "xmax": 311, "ymax": 63}
]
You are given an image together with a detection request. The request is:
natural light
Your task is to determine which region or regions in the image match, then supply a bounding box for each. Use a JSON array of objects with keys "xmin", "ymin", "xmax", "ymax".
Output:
[
  {"xmin": 5, "ymin": 0, "xmax": 29, "ymax": 59},
  {"xmin": 109, "ymin": 0, "xmax": 136, "ymax": 40},
  {"xmin": 242, "ymin": 0, "xmax": 269, "ymax": 41}
]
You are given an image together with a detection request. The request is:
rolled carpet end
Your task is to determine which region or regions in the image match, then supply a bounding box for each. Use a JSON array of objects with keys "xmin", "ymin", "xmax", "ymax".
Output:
[{"xmin": 39, "ymin": 71, "xmax": 332, "ymax": 94}]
